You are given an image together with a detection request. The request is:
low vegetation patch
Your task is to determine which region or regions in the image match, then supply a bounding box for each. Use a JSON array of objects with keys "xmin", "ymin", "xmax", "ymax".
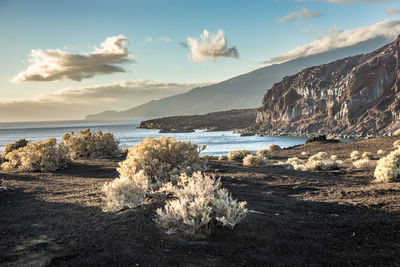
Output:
[
  {"xmin": 1, "ymin": 138, "xmax": 70, "ymax": 172},
  {"xmin": 117, "ymin": 136, "xmax": 206, "ymax": 191},
  {"xmin": 267, "ymin": 144, "xmax": 280, "ymax": 151},
  {"xmin": 362, "ymin": 152, "xmax": 373, "ymax": 160},
  {"xmin": 242, "ymin": 154, "xmax": 267, "ymax": 167},
  {"xmin": 227, "ymin": 149, "xmax": 253, "ymax": 161},
  {"xmin": 353, "ymin": 158, "xmax": 375, "ymax": 169},
  {"xmin": 102, "ymin": 171, "xmax": 149, "ymax": 212},
  {"xmin": 63, "ymin": 129, "xmax": 120, "ymax": 159},
  {"xmin": 155, "ymin": 172, "xmax": 247, "ymax": 237},
  {"xmin": 350, "ymin": 151, "xmax": 361, "ymax": 161},
  {"xmin": 374, "ymin": 148, "xmax": 400, "ymax": 182},
  {"xmin": 285, "ymin": 152, "xmax": 340, "ymax": 171}
]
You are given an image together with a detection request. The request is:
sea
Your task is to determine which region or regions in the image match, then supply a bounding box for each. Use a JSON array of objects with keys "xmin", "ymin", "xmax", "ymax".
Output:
[{"xmin": 0, "ymin": 119, "xmax": 308, "ymax": 156}]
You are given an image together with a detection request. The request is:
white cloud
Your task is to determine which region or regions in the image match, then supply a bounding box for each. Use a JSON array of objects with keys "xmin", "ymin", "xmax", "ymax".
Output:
[
  {"xmin": 386, "ymin": 8, "xmax": 400, "ymax": 15},
  {"xmin": 278, "ymin": 8, "xmax": 321, "ymax": 23},
  {"xmin": 145, "ymin": 36, "xmax": 171, "ymax": 43},
  {"xmin": 12, "ymin": 35, "xmax": 133, "ymax": 82},
  {"xmin": 186, "ymin": 29, "xmax": 239, "ymax": 62},
  {"xmin": 0, "ymin": 80, "xmax": 213, "ymax": 122},
  {"xmin": 264, "ymin": 20, "xmax": 400, "ymax": 65}
]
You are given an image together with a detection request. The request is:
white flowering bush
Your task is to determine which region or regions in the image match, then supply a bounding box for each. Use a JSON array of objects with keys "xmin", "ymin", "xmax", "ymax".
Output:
[
  {"xmin": 243, "ymin": 154, "xmax": 267, "ymax": 167},
  {"xmin": 117, "ymin": 137, "xmax": 206, "ymax": 191},
  {"xmin": 1, "ymin": 138, "xmax": 70, "ymax": 172},
  {"xmin": 267, "ymin": 144, "xmax": 281, "ymax": 151},
  {"xmin": 350, "ymin": 151, "xmax": 361, "ymax": 161},
  {"xmin": 362, "ymin": 152, "xmax": 373, "ymax": 160},
  {"xmin": 353, "ymin": 159, "xmax": 376, "ymax": 169},
  {"xmin": 393, "ymin": 140, "xmax": 400, "ymax": 148},
  {"xmin": 374, "ymin": 148, "xmax": 400, "ymax": 182},
  {"xmin": 377, "ymin": 149, "xmax": 385, "ymax": 157},
  {"xmin": 227, "ymin": 149, "xmax": 253, "ymax": 161},
  {"xmin": 155, "ymin": 172, "xmax": 247, "ymax": 237},
  {"xmin": 62, "ymin": 129, "xmax": 120, "ymax": 159},
  {"xmin": 102, "ymin": 171, "xmax": 149, "ymax": 212}
]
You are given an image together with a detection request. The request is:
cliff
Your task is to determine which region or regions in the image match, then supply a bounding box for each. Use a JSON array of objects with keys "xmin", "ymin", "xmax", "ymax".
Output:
[
  {"xmin": 256, "ymin": 35, "xmax": 400, "ymax": 138},
  {"xmin": 86, "ymin": 37, "xmax": 391, "ymax": 120}
]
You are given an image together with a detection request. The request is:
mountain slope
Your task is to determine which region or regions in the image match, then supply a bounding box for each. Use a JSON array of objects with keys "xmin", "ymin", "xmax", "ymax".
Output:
[
  {"xmin": 256, "ymin": 35, "xmax": 400, "ymax": 137},
  {"xmin": 87, "ymin": 37, "xmax": 392, "ymax": 120}
]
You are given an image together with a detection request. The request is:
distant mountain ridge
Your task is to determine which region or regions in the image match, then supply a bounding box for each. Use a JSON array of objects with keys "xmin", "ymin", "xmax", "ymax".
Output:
[
  {"xmin": 256, "ymin": 35, "xmax": 400, "ymax": 137},
  {"xmin": 86, "ymin": 37, "xmax": 393, "ymax": 120}
]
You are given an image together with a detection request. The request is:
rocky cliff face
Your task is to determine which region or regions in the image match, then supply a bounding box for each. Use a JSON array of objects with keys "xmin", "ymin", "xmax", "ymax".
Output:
[{"xmin": 256, "ymin": 35, "xmax": 400, "ymax": 138}]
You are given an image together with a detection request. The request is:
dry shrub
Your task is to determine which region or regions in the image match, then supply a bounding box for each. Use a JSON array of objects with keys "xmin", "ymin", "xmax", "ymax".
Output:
[
  {"xmin": 102, "ymin": 171, "xmax": 149, "ymax": 212},
  {"xmin": 117, "ymin": 137, "xmax": 206, "ymax": 191},
  {"xmin": 155, "ymin": 172, "xmax": 247, "ymax": 237},
  {"xmin": 267, "ymin": 144, "xmax": 281, "ymax": 151},
  {"xmin": 1, "ymin": 138, "xmax": 70, "ymax": 172},
  {"xmin": 218, "ymin": 156, "xmax": 224, "ymax": 161},
  {"xmin": 394, "ymin": 140, "xmax": 400, "ymax": 148},
  {"xmin": 353, "ymin": 159, "xmax": 376, "ymax": 169},
  {"xmin": 1, "ymin": 138, "xmax": 30, "ymax": 155},
  {"xmin": 330, "ymin": 155, "xmax": 338, "ymax": 161},
  {"xmin": 227, "ymin": 149, "xmax": 253, "ymax": 161},
  {"xmin": 374, "ymin": 148, "xmax": 400, "ymax": 182},
  {"xmin": 242, "ymin": 154, "xmax": 267, "ymax": 167},
  {"xmin": 286, "ymin": 152, "xmax": 340, "ymax": 171},
  {"xmin": 362, "ymin": 152, "xmax": 373, "ymax": 160},
  {"xmin": 377, "ymin": 149, "xmax": 385, "ymax": 157},
  {"xmin": 350, "ymin": 151, "xmax": 361, "ymax": 161},
  {"xmin": 256, "ymin": 149, "xmax": 270, "ymax": 158},
  {"xmin": 301, "ymin": 151, "xmax": 309, "ymax": 156},
  {"xmin": 63, "ymin": 129, "xmax": 120, "ymax": 159}
]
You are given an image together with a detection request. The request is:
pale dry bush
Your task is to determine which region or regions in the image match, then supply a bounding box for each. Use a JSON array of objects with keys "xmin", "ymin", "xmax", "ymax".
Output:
[
  {"xmin": 267, "ymin": 144, "xmax": 281, "ymax": 151},
  {"xmin": 242, "ymin": 154, "xmax": 267, "ymax": 167},
  {"xmin": 374, "ymin": 148, "xmax": 400, "ymax": 182},
  {"xmin": 117, "ymin": 137, "xmax": 206, "ymax": 190},
  {"xmin": 286, "ymin": 157, "xmax": 306, "ymax": 170},
  {"xmin": 330, "ymin": 155, "xmax": 338, "ymax": 161},
  {"xmin": 218, "ymin": 156, "xmax": 224, "ymax": 161},
  {"xmin": 62, "ymin": 129, "xmax": 120, "ymax": 159},
  {"xmin": 1, "ymin": 138, "xmax": 30, "ymax": 155},
  {"xmin": 353, "ymin": 158, "xmax": 376, "ymax": 169},
  {"xmin": 362, "ymin": 152, "xmax": 373, "ymax": 160},
  {"xmin": 350, "ymin": 151, "xmax": 361, "ymax": 161},
  {"xmin": 256, "ymin": 149, "xmax": 270, "ymax": 158},
  {"xmin": 286, "ymin": 152, "xmax": 340, "ymax": 171},
  {"xmin": 155, "ymin": 172, "xmax": 247, "ymax": 237},
  {"xmin": 301, "ymin": 151, "xmax": 309, "ymax": 156},
  {"xmin": 227, "ymin": 149, "xmax": 253, "ymax": 161},
  {"xmin": 394, "ymin": 140, "xmax": 400, "ymax": 148},
  {"xmin": 102, "ymin": 170, "xmax": 149, "ymax": 212},
  {"xmin": 1, "ymin": 138, "xmax": 70, "ymax": 172},
  {"xmin": 377, "ymin": 149, "xmax": 385, "ymax": 157}
]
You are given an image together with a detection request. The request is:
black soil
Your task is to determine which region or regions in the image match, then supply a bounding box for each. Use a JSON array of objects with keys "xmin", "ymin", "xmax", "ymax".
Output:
[{"xmin": 1, "ymin": 136, "xmax": 400, "ymax": 266}]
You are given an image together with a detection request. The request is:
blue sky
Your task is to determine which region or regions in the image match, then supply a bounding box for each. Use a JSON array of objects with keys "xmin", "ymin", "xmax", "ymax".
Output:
[{"xmin": 0, "ymin": 0, "xmax": 399, "ymax": 121}]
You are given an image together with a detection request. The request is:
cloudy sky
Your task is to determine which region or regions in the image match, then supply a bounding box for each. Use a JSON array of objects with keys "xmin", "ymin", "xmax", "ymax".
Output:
[{"xmin": 0, "ymin": 0, "xmax": 399, "ymax": 121}]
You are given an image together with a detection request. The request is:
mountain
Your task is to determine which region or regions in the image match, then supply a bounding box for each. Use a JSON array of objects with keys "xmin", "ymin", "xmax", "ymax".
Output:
[
  {"xmin": 256, "ymin": 35, "xmax": 400, "ymax": 138},
  {"xmin": 86, "ymin": 37, "xmax": 392, "ymax": 120}
]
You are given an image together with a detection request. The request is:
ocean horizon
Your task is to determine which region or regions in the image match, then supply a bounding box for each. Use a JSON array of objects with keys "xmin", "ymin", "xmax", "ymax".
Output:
[{"xmin": 0, "ymin": 119, "xmax": 308, "ymax": 156}]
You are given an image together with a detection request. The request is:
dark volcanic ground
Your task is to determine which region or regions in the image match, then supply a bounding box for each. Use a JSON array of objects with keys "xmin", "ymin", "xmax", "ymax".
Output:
[{"xmin": 1, "ymin": 136, "xmax": 400, "ymax": 266}]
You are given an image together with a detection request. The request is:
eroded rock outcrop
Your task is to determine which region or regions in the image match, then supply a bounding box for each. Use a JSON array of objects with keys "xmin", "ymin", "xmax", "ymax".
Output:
[{"xmin": 256, "ymin": 35, "xmax": 400, "ymax": 137}]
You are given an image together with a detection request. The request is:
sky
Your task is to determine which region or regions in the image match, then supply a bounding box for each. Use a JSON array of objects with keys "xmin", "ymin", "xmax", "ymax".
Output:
[{"xmin": 0, "ymin": 0, "xmax": 399, "ymax": 122}]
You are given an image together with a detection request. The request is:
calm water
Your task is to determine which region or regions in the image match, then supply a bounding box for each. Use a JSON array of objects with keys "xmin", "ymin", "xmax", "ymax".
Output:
[{"xmin": 0, "ymin": 120, "xmax": 307, "ymax": 156}]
